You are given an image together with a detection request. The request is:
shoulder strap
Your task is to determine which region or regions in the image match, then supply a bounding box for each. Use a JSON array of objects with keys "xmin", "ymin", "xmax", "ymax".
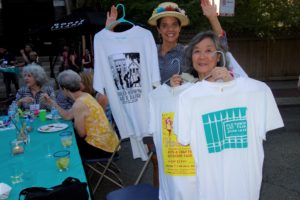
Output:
[
  {"xmin": 19, "ymin": 187, "xmax": 48, "ymax": 200},
  {"xmin": 62, "ymin": 177, "xmax": 81, "ymax": 185}
]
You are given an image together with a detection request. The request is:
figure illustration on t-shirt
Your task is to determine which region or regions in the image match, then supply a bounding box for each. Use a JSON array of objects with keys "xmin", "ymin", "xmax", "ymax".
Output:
[
  {"xmin": 108, "ymin": 53, "xmax": 142, "ymax": 104},
  {"xmin": 165, "ymin": 117, "xmax": 173, "ymax": 136},
  {"xmin": 161, "ymin": 112, "xmax": 196, "ymax": 175}
]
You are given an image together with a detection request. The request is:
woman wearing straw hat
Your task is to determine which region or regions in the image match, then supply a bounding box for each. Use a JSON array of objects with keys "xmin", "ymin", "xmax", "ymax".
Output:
[
  {"xmin": 149, "ymin": 0, "xmax": 240, "ymax": 87},
  {"xmin": 106, "ymin": 0, "xmax": 233, "ymax": 85},
  {"xmin": 104, "ymin": 0, "xmax": 236, "ymax": 186},
  {"xmin": 147, "ymin": 0, "xmax": 231, "ymax": 84}
]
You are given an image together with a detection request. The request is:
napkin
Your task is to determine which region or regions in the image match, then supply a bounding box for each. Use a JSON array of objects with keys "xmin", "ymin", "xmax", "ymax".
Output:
[{"xmin": 0, "ymin": 183, "xmax": 12, "ymax": 200}]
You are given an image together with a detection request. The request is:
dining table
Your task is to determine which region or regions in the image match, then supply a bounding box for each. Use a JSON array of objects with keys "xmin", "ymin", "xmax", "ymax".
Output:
[
  {"xmin": 0, "ymin": 113, "xmax": 91, "ymax": 199},
  {"xmin": 0, "ymin": 66, "xmax": 19, "ymax": 74}
]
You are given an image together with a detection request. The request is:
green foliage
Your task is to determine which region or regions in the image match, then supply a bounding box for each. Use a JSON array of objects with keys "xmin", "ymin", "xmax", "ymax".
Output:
[{"xmin": 91, "ymin": 0, "xmax": 300, "ymax": 38}]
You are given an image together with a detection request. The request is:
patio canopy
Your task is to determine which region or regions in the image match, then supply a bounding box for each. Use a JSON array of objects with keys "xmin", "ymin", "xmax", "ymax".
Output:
[{"xmin": 30, "ymin": 8, "xmax": 107, "ymax": 36}]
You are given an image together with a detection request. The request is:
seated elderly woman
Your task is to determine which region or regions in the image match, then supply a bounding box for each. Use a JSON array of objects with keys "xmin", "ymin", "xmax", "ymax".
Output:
[
  {"xmin": 15, "ymin": 64, "xmax": 55, "ymax": 110},
  {"xmin": 44, "ymin": 70, "xmax": 119, "ymax": 159}
]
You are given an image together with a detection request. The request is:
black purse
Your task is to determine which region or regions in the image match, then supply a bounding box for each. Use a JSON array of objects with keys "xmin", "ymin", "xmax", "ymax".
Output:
[{"xmin": 19, "ymin": 177, "xmax": 89, "ymax": 200}]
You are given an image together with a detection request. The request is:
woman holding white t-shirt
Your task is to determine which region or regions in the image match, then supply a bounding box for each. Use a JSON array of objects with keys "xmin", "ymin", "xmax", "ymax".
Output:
[
  {"xmin": 181, "ymin": 31, "xmax": 232, "ymax": 84},
  {"xmin": 106, "ymin": 0, "xmax": 233, "ymax": 85},
  {"xmin": 105, "ymin": 0, "xmax": 238, "ymax": 187},
  {"xmin": 174, "ymin": 31, "xmax": 283, "ymax": 200}
]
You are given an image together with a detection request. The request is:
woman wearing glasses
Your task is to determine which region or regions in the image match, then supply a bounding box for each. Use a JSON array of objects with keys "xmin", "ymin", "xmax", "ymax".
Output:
[
  {"xmin": 148, "ymin": 0, "xmax": 233, "ymax": 85},
  {"xmin": 106, "ymin": 0, "xmax": 235, "ymax": 85}
]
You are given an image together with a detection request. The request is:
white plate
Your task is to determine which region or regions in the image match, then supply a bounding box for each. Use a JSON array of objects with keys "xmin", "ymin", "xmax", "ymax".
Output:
[
  {"xmin": 46, "ymin": 114, "xmax": 62, "ymax": 120},
  {"xmin": 37, "ymin": 123, "xmax": 68, "ymax": 133}
]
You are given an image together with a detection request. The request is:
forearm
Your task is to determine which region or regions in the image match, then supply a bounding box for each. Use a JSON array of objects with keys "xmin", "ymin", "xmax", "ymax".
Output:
[
  {"xmin": 207, "ymin": 15, "xmax": 223, "ymax": 36},
  {"xmin": 21, "ymin": 53, "xmax": 29, "ymax": 64},
  {"xmin": 207, "ymin": 14, "xmax": 229, "ymax": 51},
  {"xmin": 201, "ymin": 0, "xmax": 225, "ymax": 37},
  {"xmin": 74, "ymin": 119, "xmax": 86, "ymax": 138},
  {"xmin": 16, "ymin": 98, "xmax": 23, "ymax": 107}
]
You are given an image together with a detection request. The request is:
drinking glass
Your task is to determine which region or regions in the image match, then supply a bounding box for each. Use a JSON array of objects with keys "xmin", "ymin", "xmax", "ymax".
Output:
[
  {"xmin": 39, "ymin": 109, "xmax": 47, "ymax": 122},
  {"xmin": 10, "ymin": 164, "xmax": 24, "ymax": 184},
  {"xmin": 53, "ymin": 150, "xmax": 70, "ymax": 172},
  {"xmin": 59, "ymin": 131, "xmax": 73, "ymax": 148}
]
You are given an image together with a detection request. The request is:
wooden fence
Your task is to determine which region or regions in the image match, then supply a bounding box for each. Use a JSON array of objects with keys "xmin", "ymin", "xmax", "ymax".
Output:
[
  {"xmin": 228, "ymin": 37, "xmax": 300, "ymax": 81},
  {"xmin": 181, "ymin": 32, "xmax": 300, "ymax": 81}
]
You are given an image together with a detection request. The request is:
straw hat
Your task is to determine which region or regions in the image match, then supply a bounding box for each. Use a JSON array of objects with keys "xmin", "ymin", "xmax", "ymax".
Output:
[{"xmin": 148, "ymin": 2, "xmax": 190, "ymax": 27}]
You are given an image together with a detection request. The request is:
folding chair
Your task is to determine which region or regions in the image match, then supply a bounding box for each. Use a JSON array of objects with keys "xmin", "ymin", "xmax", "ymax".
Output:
[
  {"xmin": 106, "ymin": 183, "xmax": 159, "ymax": 200},
  {"xmin": 135, "ymin": 136, "xmax": 156, "ymax": 185},
  {"xmin": 84, "ymin": 140, "xmax": 124, "ymax": 195},
  {"xmin": 105, "ymin": 136, "xmax": 159, "ymax": 200}
]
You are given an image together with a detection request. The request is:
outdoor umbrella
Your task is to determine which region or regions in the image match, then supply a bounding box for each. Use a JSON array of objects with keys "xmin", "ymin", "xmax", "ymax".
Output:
[{"xmin": 30, "ymin": 8, "xmax": 107, "ymax": 36}]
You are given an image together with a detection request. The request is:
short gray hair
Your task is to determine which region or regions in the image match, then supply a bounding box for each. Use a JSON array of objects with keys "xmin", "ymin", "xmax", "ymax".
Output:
[
  {"xmin": 57, "ymin": 70, "xmax": 81, "ymax": 92},
  {"xmin": 184, "ymin": 31, "xmax": 228, "ymax": 77},
  {"xmin": 22, "ymin": 64, "xmax": 48, "ymax": 87}
]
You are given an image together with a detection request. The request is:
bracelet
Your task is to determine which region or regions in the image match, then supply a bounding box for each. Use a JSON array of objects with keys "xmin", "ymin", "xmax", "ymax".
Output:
[{"xmin": 218, "ymin": 30, "xmax": 225, "ymax": 38}]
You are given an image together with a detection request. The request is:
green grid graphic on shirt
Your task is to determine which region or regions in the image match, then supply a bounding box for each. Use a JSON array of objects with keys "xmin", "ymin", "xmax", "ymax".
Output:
[{"xmin": 202, "ymin": 107, "xmax": 248, "ymax": 153}]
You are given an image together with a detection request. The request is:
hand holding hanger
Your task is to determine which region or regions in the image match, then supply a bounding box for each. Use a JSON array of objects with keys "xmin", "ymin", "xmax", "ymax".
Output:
[
  {"xmin": 105, "ymin": 3, "xmax": 135, "ymax": 30},
  {"xmin": 105, "ymin": 5, "xmax": 119, "ymax": 30}
]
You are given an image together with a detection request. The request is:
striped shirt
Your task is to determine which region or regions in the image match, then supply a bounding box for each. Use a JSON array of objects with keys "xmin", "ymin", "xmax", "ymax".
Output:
[
  {"xmin": 56, "ymin": 89, "xmax": 74, "ymax": 110},
  {"xmin": 15, "ymin": 86, "xmax": 55, "ymax": 110}
]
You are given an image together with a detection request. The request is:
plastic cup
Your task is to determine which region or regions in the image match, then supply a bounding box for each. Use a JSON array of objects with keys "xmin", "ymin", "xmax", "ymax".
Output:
[
  {"xmin": 39, "ymin": 109, "xmax": 46, "ymax": 122},
  {"xmin": 59, "ymin": 131, "xmax": 73, "ymax": 148},
  {"xmin": 53, "ymin": 150, "xmax": 70, "ymax": 172},
  {"xmin": 51, "ymin": 107, "xmax": 60, "ymax": 122},
  {"xmin": 10, "ymin": 162, "xmax": 24, "ymax": 184}
]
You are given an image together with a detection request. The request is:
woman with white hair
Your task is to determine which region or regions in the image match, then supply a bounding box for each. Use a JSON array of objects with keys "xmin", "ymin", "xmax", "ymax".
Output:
[
  {"xmin": 44, "ymin": 70, "xmax": 119, "ymax": 159},
  {"xmin": 15, "ymin": 64, "xmax": 55, "ymax": 110}
]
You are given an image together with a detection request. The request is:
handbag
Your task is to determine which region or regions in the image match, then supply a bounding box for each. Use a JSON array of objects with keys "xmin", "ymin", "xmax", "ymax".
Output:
[{"xmin": 19, "ymin": 177, "xmax": 89, "ymax": 200}]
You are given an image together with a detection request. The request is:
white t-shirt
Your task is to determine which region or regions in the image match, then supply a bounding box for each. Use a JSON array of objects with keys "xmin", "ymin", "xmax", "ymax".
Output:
[
  {"xmin": 226, "ymin": 52, "xmax": 248, "ymax": 78},
  {"xmin": 149, "ymin": 83, "xmax": 197, "ymax": 200},
  {"xmin": 93, "ymin": 26, "xmax": 161, "ymax": 159},
  {"xmin": 176, "ymin": 77, "xmax": 284, "ymax": 200}
]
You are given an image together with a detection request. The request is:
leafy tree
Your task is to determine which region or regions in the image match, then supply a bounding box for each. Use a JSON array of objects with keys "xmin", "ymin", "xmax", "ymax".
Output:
[{"xmin": 77, "ymin": 0, "xmax": 300, "ymax": 38}]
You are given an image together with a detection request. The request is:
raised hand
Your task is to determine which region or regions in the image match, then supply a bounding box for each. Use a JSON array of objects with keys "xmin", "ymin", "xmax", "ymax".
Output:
[
  {"xmin": 201, "ymin": 0, "xmax": 218, "ymax": 17},
  {"xmin": 105, "ymin": 5, "xmax": 118, "ymax": 30},
  {"xmin": 40, "ymin": 93, "xmax": 54, "ymax": 106}
]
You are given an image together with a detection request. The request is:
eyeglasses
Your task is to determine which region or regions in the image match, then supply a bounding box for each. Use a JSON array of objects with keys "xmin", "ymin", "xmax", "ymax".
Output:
[
  {"xmin": 193, "ymin": 50, "xmax": 225, "ymax": 67},
  {"xmin": 192, "ymin": 50, "xmax": 220, "ymax": 58}
]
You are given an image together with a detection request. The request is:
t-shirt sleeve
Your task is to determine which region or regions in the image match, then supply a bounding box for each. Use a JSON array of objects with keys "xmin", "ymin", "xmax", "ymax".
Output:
[
  {"xmin": 263, "ymin": 85, "xmax": 284, "ymax": 139},
  {"xmin": 148, "ymin": 92, "xmax": 155, "ymax": 135},
  {"xmin": 93, "ymin": 34, "xmax": 105, "ymax": 94},
  {"xmin": 146, "ymin": 31, "xmax": 161, "ymax": 87},
  {"xmin": 175, "ymin": 91, "xmax": 192, "ymax": 145},
  {"xmin": 226, "ymin": 52, "xmax": 248, "ymax": 78}
]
